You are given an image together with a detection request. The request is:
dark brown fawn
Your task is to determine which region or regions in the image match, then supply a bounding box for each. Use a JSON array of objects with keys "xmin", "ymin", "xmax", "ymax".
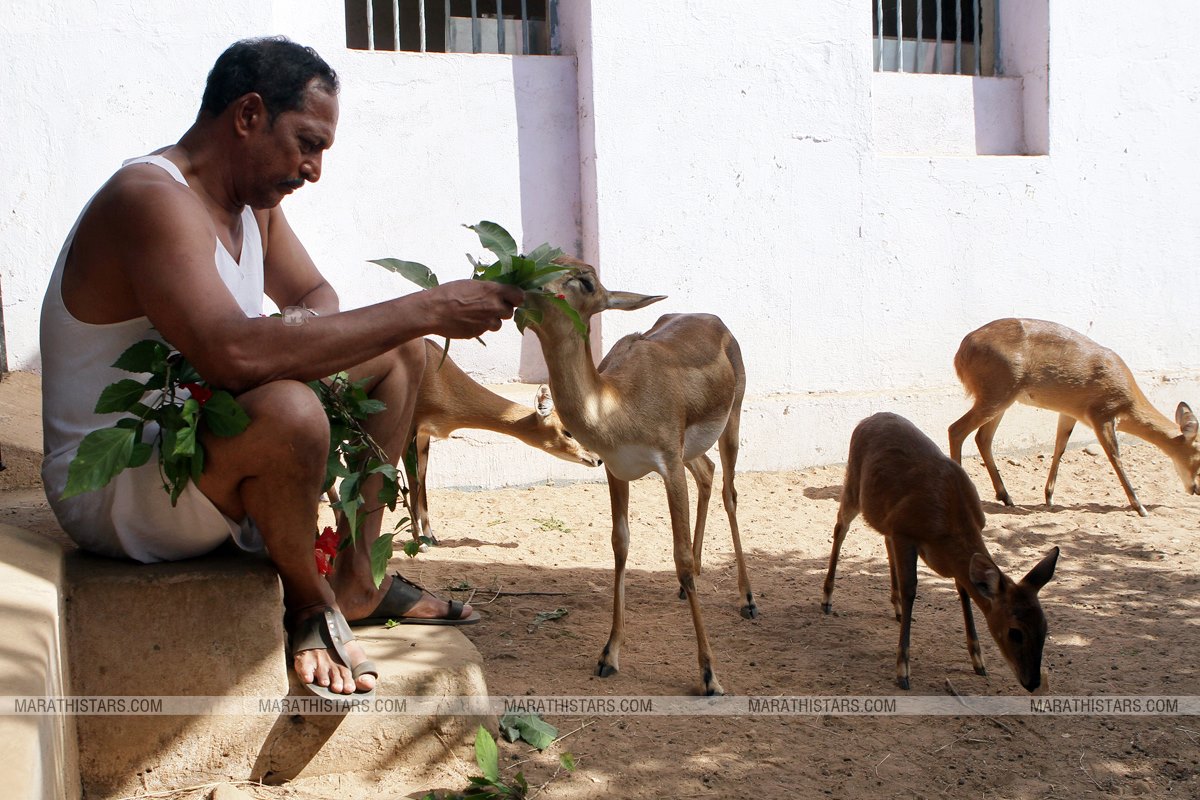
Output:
[
  {"xmin": 525, "ymin": 258, "xmax": 755, "ymax": 696},
  {"xmin": 822, "ymin": 412, "xmax": 1059, "ymax": 691},
  {"xmin": 949, "ymin": 318, "xmax": 1200, "ymax": 516}
]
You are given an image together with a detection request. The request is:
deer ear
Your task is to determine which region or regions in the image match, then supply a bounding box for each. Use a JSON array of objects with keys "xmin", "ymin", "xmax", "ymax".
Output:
[
  {"xmin": 605, "ymin": 291, "xmax": 667, "ymax": 312},
  {"xmin": 535, "ymin": 385, "xmax": 553, "ymax": 417},
  {"xmin": 1177, "ymin": 402, "xmax": 1198, "ymax": 441},
  {"xmin": 1021, "ymin": 547, "xmax": 1060, "ymax": 592},
  {"xmin": 969, "ymin": 553, "xmax": 1002, "ymax": 600}
]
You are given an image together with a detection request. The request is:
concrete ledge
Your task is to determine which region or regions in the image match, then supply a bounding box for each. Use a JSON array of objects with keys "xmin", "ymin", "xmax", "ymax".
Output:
[
  {"xmin": 0, "ymin": 523, "xmax": 80, "ymax": 800},
  {"xmin": 64, "ymin": 548, "xmax": 489, "ymax": 797}
]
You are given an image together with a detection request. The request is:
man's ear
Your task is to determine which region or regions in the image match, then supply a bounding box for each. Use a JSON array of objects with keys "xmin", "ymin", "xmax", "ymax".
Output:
[{"xmin": 233, "ymin": 92, "xmax": 267, "ymax": 137}]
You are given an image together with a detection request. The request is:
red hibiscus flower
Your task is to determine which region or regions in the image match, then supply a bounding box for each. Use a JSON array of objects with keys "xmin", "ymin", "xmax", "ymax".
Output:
[
  {"xmin": 314, "ymin": 526, "xmax": 340, "ymax": 576},
  {"xmin": 180, "ymin": 382, "xmax": 213, "ymax": 406}
]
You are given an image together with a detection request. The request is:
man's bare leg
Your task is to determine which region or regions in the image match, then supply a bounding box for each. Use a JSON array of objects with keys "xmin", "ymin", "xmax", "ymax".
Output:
[
  {"xmin": 198, "ymin": 379, "xmax": 374, "ymax": 694},
  {"xmin": 327, "ymin": 339, "xmax": 476, "ymax": 623}
]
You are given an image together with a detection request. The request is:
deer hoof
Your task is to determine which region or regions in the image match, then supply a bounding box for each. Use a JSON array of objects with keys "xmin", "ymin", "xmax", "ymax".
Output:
[
  {"xmin": 896, "ymin": 676, "xmax": 910, "ymax": 691},
  {"xmin": 596, "ymin": 662, "xmax": 618, "ymax": 678},
  {"xmin": 740, "ymin": 602, "xmax": 759, "ymax": 620},
  {"xmin": 1136, "ymin": 505, "xmax": 1149, "ymax": 518},
  {"xmin": 974, "ymin": 665, "xmax": 988, "ymax": 676},
  {"xmin": 678, "ymin": 585, "xmax": 687, "ymax": 600},
  {"xmin": 1000, "ymin": 494, "xmax": 1015, "ymax": 507}
]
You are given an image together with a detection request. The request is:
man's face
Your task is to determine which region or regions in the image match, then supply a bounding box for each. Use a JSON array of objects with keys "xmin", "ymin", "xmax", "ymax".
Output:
[{"xmin": 241, "ymin": 81, "xmax": 339, "ymax": 209}]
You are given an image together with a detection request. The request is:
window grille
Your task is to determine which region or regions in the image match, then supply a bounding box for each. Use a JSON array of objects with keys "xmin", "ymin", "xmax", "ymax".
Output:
[
  {"xmin": 346, "ymin": 0, "xmax": 556, "ymax": 55},
  {"xmin": 873, "ymin": 0, "xmax": 999, "ymax": 76}
]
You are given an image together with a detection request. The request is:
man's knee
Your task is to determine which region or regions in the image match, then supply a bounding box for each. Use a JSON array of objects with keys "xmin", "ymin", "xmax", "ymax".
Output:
[{"xmin": 242, "ymin": 380, "xmax": 330, "ymax": 453}]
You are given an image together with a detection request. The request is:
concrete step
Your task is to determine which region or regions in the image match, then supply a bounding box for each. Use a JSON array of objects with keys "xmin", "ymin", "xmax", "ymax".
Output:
[{"xmin": 63, "ymin": 548, "xmax": 489, "ymax": 798}]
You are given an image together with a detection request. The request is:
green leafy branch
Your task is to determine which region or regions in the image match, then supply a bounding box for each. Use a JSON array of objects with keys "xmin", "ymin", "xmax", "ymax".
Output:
[
  {"xmin": 421, "ymin": 721, "xmax": 576, "ymax": 800},
  {"xmin": 62, "ymin": 340, "xmax": 249, "ymax": 503},
  {"xmin": 370, "ymin": 220, "xmax": 588, "ymax": 345},
  {"xmin": 308, "ymin": 372, "xmax": 420, "ymax": 585}
]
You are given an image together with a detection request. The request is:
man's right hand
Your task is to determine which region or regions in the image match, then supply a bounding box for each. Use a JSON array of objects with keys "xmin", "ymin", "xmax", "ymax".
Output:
[{"xmin": 423, "ymin": 280, "xmax": 526, "ymax": 340}]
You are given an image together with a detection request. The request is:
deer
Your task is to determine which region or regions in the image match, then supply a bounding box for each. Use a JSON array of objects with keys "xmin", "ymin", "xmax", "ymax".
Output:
[
  {"xmin": 822, "ymin": 412, "xmax": 1060, "ymax": 692},
  {"xmin": 523, "ymin": 257, "xmax": 755, "ymax": 696},
  {"xmin": 948, "ymin": 318, "xmax": 1200, "ymax": 517},
  {"xmin": 409, "ymin": 339, "xmax": 601, "ymax": 544},
  {"xmin": 327, "ymin": 339, "xmax": 602, "ymax": 545}
]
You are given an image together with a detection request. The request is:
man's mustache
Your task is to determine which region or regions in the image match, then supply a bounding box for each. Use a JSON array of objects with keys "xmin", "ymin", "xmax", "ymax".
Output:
[{"xmin": 281, "ymin": 178, "xmax": 306, "ymax": 190}]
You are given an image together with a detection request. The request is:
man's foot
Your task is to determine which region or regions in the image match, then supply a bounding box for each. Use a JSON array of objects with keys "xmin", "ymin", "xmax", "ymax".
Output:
[
  {"xmin": 290, "ymin": 606, "xmax": 378, "ymax": 696},
  {"xmin": 347, "ymin": 573, "xmax": 480, "ymax": 627}
]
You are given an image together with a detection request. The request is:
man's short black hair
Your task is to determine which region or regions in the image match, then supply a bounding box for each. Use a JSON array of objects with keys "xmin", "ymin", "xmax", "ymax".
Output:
[{"xmin": 200, "ymin": 36, "xmax": 338, "ymax": 121}]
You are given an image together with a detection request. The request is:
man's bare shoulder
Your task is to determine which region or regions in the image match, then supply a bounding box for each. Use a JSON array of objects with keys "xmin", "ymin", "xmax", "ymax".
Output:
[{"xmin": 88, "ymin": 161, "xmax": 206, "ymax": 228}]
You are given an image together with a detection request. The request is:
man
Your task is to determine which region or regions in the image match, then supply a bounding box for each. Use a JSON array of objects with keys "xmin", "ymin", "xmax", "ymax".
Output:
[{"xmin": 40, "ymin": 36, "xmax": 524, "ymax": 697}]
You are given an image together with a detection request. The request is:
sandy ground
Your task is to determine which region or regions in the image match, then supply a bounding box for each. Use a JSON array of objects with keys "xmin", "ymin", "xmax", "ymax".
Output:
[{"xmin": 3, "ymin": 370, "xmax": 1199, "ymax": 799}]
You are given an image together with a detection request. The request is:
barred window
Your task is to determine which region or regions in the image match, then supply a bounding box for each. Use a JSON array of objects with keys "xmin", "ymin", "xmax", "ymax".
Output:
[
  {"xmin": 346, "ymin": 0, "xmax": 554, "ymax": 55},
  {"xmin": 872, "ymin": 0, "xmax": 997, "ymax": 76}
]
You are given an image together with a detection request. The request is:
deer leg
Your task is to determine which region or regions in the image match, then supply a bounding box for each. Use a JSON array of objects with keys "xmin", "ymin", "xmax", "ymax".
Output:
[
  {"xmin": 1093, "ymin": 419, "xmax": 1148, "ymax": 516},
  {"xmin": 956, "ymin": 580, "xmax": 986, "ymax": 675},
  {"xmin": 664, "ymin": 463, "xmax": 723, "ymax": 696},
  {"xmin": 412, "ymin": 432, "xmax": 435, "ymax": 545},
  {"xmin": 885, "ymin": 536, "xmax": 903, "ymax": 622},
  {"xmin": 1044, "ymin": 414, "xmax": 1076, "ymax": 507},
  {"xmin": 680, "ymin": 454, "xmax": 715, "ymax": 600},
  {"xmin": 597, "ymin": 471, "xmax": 631, "ymax": 679},
  {"xmin": 949, "ymin": 401, "xmax": 1006, "ymax": 463},
  {"xmin": 821, "ymin": 488, "xmax": 860, "ymax": 614},
  {"xmin": 974, "ymin": 412, "xmax": 1014, "ymax": 505},
  {"xmin": 889, "ymin": 538, "xmax": 919, "ymax": 690},
  {"xmin": 717, "ymin": 413, "xmax": 756, "ymax": 620}
]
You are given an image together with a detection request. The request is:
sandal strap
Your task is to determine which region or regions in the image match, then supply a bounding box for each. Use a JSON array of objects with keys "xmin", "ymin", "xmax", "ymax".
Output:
[{"xmin": 291, "ymin": 606, "xmax": 355, "ymax": 670}]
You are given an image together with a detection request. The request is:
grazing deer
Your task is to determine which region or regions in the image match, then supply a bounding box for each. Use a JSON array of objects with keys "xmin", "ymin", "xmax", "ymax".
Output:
[
  {"xmin": 525, "ymin": 258, "xmax": 754, "ymax": 696},
  {"xmin": 410, "ymin": 339, "xmax": 601, "ymax": 543},
  {"xmin": 823, "ymin": 412, "xmax": 1059, "ymax": 692},
  {"xmin": 948, "ymin": 318, "xmax": 1200, "ymax": 517}
]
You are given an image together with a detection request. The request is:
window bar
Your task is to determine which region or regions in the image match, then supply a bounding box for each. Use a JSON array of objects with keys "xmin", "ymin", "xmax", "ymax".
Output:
[
  {"xmin": 366, "ymin": 0, "xmax": 375, "ymax": 50},
  {"xmin": 914, "ymin": 0, "xmax": 923, "ymax": 73},
  {"xmin": 935, "ymin": 0, "xmax": 943, "ymax": 73},
  {"xmin": 993, "ymin": 0, "xmax": 1001, "ymax": 75},
  {"xmin": 471, "ymin": 0, "xmax": 481, "ymax": 54},
  {"xmin": 521, "ymin": 0, "xmax": 530, "ymax": 55},
  {"xmin": 444, "ymin": 0, "xmax": 451, "ymax": 52},
  {"xmin": 895, "ymin": 0, "xmax": 903, "ymax": 72},
  {"xmin": 392, "ymin": 0, "xmax": 400, "ymax": 51},
  {"xmin": 498, "ymin": 0, "xmax": 505, "ymax": 53},
  {"xmin": 973, "ymin": 0, "xmax": 981, "ymax": 75},
  {"xmin": 419, "ymin": 0, "xmax": 427, "ymax": 52},
  {"xmin": 874, "ymin": 0, "xmax": 883, "ymax": 70},
  {"xmin": 954, "ymin": 0, "xmax": 963, "ymax": 74}
]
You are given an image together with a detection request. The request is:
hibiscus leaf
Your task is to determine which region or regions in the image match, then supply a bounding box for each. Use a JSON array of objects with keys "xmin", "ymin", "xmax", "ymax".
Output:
[
  {"xmin": 129, "ymin": 441, "xmax": 153, "ymax": 469},
  {"xmin": 370, "ymin": 533, "xmax": 394, "ymax": 588},
  {"xmin": 112, "ymin": 339, "xmax": 170, "ymax": 374},
  {"xmin": 173, "ymin": 422, "xmax": 197, "ymax": 457},
  {"xmin": 370, "ymin": 258, "xmax": 440, "ymax": 290},
  {"xmin": 466, "ymin": 221, "xmax": 518, "ymax": 261},
  {"xmin": 62, "ymin": 427, "xmax": 137, "ymax": 499},
  {"xmin": 202, "ymin": 391, "xmax": 251, "ymax": 437},
  {"xmin": 94, "ymin": 379, "xmax": 149, "ymax": 414},
  {"xmin": 474, "ymin": 726, "xmax": 501, "ymax": 783}
]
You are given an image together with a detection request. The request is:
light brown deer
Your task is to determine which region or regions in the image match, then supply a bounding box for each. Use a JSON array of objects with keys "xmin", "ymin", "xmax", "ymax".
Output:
[
  {"xmin": 410, "ymin": 339, "xmax": 601, "ymax": 543},
  {"xmin": 823, "ymin": 412, "xmax": 1059, "ymax": 691},
  {"xmin": 948, "ymin": 318, "xmax": 1200, "ymax": 517},
  {"xmin": 525, "ymin": 258, "xmax": 754, "ymax": 696}
]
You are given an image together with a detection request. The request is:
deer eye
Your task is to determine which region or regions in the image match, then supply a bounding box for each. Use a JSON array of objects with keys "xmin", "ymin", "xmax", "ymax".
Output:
[
  {"xmin": 573, "ymin": 275, "xmax": 595, "ymax": 293},
  {"xmin": 563, "ymin": 431, "xmax": 575, "ymax": 439},
  {"xmin": 1008, "ymin": 629, "xmax": 1025, "ymax": 646}
]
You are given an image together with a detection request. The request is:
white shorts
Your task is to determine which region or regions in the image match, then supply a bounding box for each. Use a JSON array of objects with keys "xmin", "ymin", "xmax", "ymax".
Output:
[{"xmin": 42, "ymin": 453, "xmax": 263, "ymax": 563}]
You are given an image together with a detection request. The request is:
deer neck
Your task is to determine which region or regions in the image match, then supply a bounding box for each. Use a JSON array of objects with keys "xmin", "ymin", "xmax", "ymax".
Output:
[
  {"xmin": 1117, "ymin": 401, "xmax": 1183, "ymax": 455},
  {"xmin": 418, "ymin": 382, "xmax": 533, "ymax": 441},
  {"xmin": 533, "ymin": 322, "xmax": 608, "ymax": 433}
]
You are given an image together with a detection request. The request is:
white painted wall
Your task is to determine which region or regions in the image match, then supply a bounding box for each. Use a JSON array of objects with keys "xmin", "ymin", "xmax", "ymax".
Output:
[{"xmin": 4, "ymin": 0, "xmax": 1199, "ymax": 490}]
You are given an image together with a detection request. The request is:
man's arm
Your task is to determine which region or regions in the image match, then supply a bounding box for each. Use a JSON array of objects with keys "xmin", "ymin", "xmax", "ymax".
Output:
[
  {"xmin": 107, "ymin": 176, "xmax": 521, "ymax": 393},
  {"xmin": 258, "ymin": 206, "xmax": 340, "ymax": 316}
]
